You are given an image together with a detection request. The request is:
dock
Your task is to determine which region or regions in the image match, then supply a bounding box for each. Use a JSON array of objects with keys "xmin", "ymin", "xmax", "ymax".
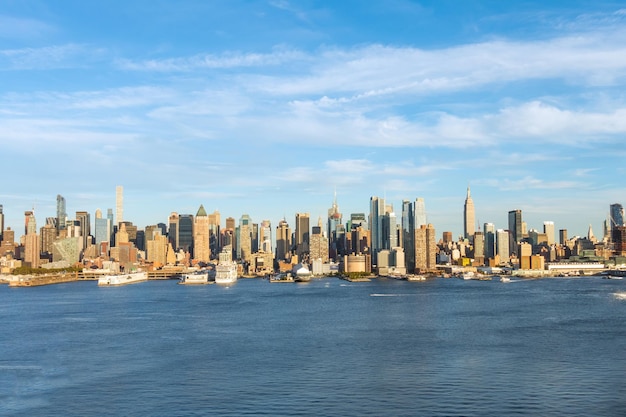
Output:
[{"xmin": 8, "ymin": 273, "xmax": 79, "ymax": 287}]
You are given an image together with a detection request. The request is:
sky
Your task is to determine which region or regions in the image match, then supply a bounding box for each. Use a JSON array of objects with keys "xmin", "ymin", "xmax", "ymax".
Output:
[{"xmin": 1, "ymin": 0, "xmax": 625, "ymax": 239}]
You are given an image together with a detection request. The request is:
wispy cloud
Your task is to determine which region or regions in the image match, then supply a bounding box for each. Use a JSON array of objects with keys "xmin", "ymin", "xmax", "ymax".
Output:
[
  {"xmin": 0, "ymin": 14, "xmax": 55, "ymax": 40},
  {"xmin": 0, "ymin": 44, "xmax": 103, "ymax": 70}
]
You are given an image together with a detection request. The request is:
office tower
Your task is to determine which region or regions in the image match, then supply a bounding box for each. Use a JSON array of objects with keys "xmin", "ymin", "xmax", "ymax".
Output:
[
  {"xmin": 0, "ymin": 204, "xmax": 3, "ymax": 242},
  {"xmin": 147, "ymin": 230, "xmax": 169, "ymax": 265},
  {"xmin": 94, "ymin": 209, "xmax": 110, "ymax": 255},
  {"xmin": 328, "ymin": 192, "xmax": 342, "ymax": 259},
  {"xmin": 474, "ymin": 231, "xmax": 485, "ymax": 260},
  {"xmin": 370, "ymin": 196, "xmax": 385, "ymax": 257},
  {"xmin": 276, "ymin": 218, "xmax": 291, "ymax": 261},
  {"xmin": 76, "ymin": 210, "xmax": 91, "ymax": 250},
  {"xmin": 496, "ymin": 229, "xmax": 510, "ymax": 263},
  {"xmin": 193, "ymin": 205, "xmax": 210, "ymax": 262},
  {"xmin": 464, "ymin": 186, "xmax": 475, "ymax": 240},
  {"xmin": 383, "ymin": 211, "xmax": 397, "ymax": 249},
  {"xmin": 237, "ymin": 214, "xmax": 252, "ymax": 261},
  {"xmin": 543, "ymin": 221, "xmax": 555, "ymax": 246},
  {"xmin": 168, "ymin": 212, "xmax": 179, "ymax": 250},
  {"xmin": 295, "ymin": 212, "xmax": 310, "ymax": 260},
  {"xmin": 614, "ymin": 226, "xmax": 626, "ymax": 255},
  {"xmin": 178, "ymin": 214, "xmax": 194, "ymax": 254},
  {"xmin": 106, "ymin": 208, "xmax": 114, "ymax": 246},
  {"xmin": 402, "ymin": 200, "xmax": 415, "ymax": 273},
  {"xmin": 559, "ymin": 229, "xmax": 568, "ymax": 246},
  {"xmin": 415, "ymin": 198, "xmax": 426, "ymax": 228},
  {"xmin": 116, "ymin": 222, "xmax": 129, "ymax": 244},
  {"xmin": 56, "ymin": 195, "xmax": 66, "ymax": 233},
  {"xmin": 260, "ymin": 220, "xmax": 272, "ymax": 253},
  {"xmin": 414, "ymin": 224, "xmax": 436, "ymax": 273},
  {"xmin": 24, "ymin": 210, "xmax": 39, "ymax": 268},
  {"xmin": 252, "ymin": 222, "xmax": 259, "ymax": 253},
  {"xmin": 442, "ymin": 231, "xmax": 453, "ymax": 244},
  {"xmin": 483, "ymin": 223, "xmax": 496, "ymax": 259},
  {"xmin": 610, "ymin": 203, "xmax": 624, "ymax": 228},
  {"xmin": 40, "ymin": 223, "xmax": 57, "ymax": 254},
  {"xmin": 208, "ymin": 210, "xmax": 221, "ymax": 256},
  {"xmin": 508, "ymin": 209, "xmax": 523, "ymax": 255},
  {"xmin": 115, "ymin": 186, "xmax": 124, "ymax": 225},
  {"xmin": 310, "ymin": 217, "xmax": 329, "ymax": 263}
]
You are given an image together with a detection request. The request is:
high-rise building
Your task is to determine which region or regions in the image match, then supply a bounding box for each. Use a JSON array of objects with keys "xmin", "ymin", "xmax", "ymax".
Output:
[
  {"xmin": 415, "ymin": 198, "xmax": 426, "ymax": 228},
  {"xmin": 473, "ymin": 231, "xmax": 485, "ymax": 261},
  {"xmin": 370, "ymin": 196, "xmax": 385, "ymax": 258},
  {"xmin": 168, "ymin": 212, "xmax": 179, "ymax": 250},
  {"xmin": 193, "ymin": 205, "xmax": 210, "ymax": 262},
  {"xmin": 56, "ymin": 195, "xmax": 66, "ymax": 233},
  {"xmin": 464, "ymin": 186, "xmax": 475, "ymax": 240},
  {"xmin": 414, "ymin": 224, "xmax": 436, "ymax": 273},
  {"xmin": 76, "ymin": 210, "xmax": 91, "ymax": 250},
  {"xmin": 383, "ymin": 211, "xmax": 397, "ymax": 249},
  {"xmin": 40, "ymin": 223, "xmax": 57, "ymax": 255},
  {"xmin": 543, "ymin": 221, "xmax": 555, "ymax": 246},
  {"xmin": 260, "ymin": 220, "xmax": 272, "ymax": 253},
  {"xmin": 178, "ymin": 214, "xmax": 194, "ymax": 254},
  {"xmin": 310, "ymin": 217, "xmax": 329, "ymax": 263},
  {"xmin": 0, "ymin": 204, "xmax": 3, "ymax": 242},
  {"xmin": 237, "ymin": 214, "xmax": 252, "ymax": 261},
  {"xmin": 496, "ymin": 229, "xmax": 510, "ymax": 264},
  {"xmin": 295, "ymin": 212, "xmax": 310, "ymax": 260},
  {"xmin": 208, "ymin": 210, "xmax": 221, "ymax": 256},
  {"xmin": 94, "ymin": 209, "xmax": 110, "ymax": 255},
  {"xmin": 275, "ymin": 218, "xmax": 291, "ymax": 261},
  {"xmin": 327, "ymin": 192, "xmax": 342, "ymax": 259},
  {"xmin": 115, "ymin": 186, "xmax": 123, "ymax": 226},
  {"xmin": 24, "ymin": 210, "xmax": 39, "ymax": 268},
  {"xmin": 483, "ymin": 223, "xmax": 496, "ymax": 259},
  {"xmin": 610, "ymin": 203, "xmax": 624, "ymax": 230},
  {"xmin": 107, "ymin": 208, "xmax": 114, "ymax": 246},
  {"xmin": 508, "ymin": 210, "xmax": 523, "ymax": 254},
  {"xmin": 402, "ymin": 200, "xmax": 415, "ymax": 273},
  {"xmin": 559, "ymin": 229, "xmax": 568, "ymax": 246}
]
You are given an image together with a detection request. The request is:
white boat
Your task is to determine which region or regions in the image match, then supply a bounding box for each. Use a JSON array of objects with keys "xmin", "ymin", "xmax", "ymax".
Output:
[
  {"xmin": 500, "ymin": 276, "xmax": 511, "ymax": 283},
  {"xmin": 462, "ymin": 272, "xmax": 475, "ymax": 280},
  {"xmin": 407, "ymin": 275, "xmax": 427, "ymax": 281},
  {"xmin": 179, "ymin": 270, "xmax": 210, "ymax": 285},
  {"xmin": 215, "ymin": 262, "xmax": 238, "ymax": 284},
  {"xmin": 98, "ymin": 271, "xmax": 147, "ymax": 286}
]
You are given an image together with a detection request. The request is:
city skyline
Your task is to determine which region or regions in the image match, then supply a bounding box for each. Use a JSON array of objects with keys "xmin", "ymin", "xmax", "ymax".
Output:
[{"xmin": 1, "ymin": 1, "xmax": 626, "ymax": 237}]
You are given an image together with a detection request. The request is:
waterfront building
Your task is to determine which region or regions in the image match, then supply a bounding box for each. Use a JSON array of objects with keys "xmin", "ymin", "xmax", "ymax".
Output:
[
  {"xmin": 295, "ymin": 212, "xmax": 310, "ymax": 261},
  {"xmin": 193, "ymin": 205, "xmax": 210, "ymax": 263},
  {"xmin": 613, "ymin": 226, "xmax": 626, "ymax": 256},
  {"xmin": 146, "ymin": 231, "xmax": 169, "ymax": 266},
  {"xmin": 178, "ymin": 214, "xmax": 194, "ymax": 255},
  {"xmin": 275, "ymin": 218, "xmax": 291, "ymax": 261},
  {"xmin": 543, "ymin": 221, "xmax": 555, "ymax": 246},
  {"xmin": 115, "ymin": 186, "xmax": 123, "ymax": 225},
  {"xmin": 508, "ymin": 210, "xmax": 523, "ymax": 255},
  {"xmin": 464, "ymin": 185, "xmax": 475, "ymax": 240},
  {"xmin": 56, "ymin": 195, "xmax": 67, "ymax": 234},
  {"xmin": 168, "ymin": 212, "xmax": 179, "ymax": 250}
]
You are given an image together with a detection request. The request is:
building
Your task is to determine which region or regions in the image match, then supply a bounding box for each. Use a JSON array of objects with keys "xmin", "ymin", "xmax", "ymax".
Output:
[
  {"xmin": 370, "ymin": 196, "xmax": 385, "ymax": 258},
  {"xmin": 610, "ymin": 203, "xmax": 624, "ymax": 230},
  {"xmin": 327, "ymin": 192, "xmax": 342, "ymax": 259},
  {"xmin": 483, "ymin": 223, "xmax": 496, "ymax": 259},
  {"xmin": 508, "ymin": 209, "xmax": 523, "ymax": 254},
  {"xmin": 275, "ymin": 218, "xmax": 291, "ymax": 261},
  {"xmin": 24, "ymin": 210, "xmax": 39, "ymax": 268},
  {"xmin": 310, "ymin": 218, "xmax": 329, "ymax": 263},
  {"xmin": 464, "ymin": 185, "xmax": 475, "ymax": 240},
  {"xmin": 178, "ymin": 214, "xmax": 194, "ymax": 254},
  {"xmin": 76, "ymin": 210, "xmax": 91, "ymax": 251},
  {"xmin": 543, "ymin": 221, "xmax": 555, "ymax": 246},
  {"xmin": 56, "ymin": 195, "xmax": 66, "ymax": 233},
  {"xmin": 208, "ymin": 210, "xmax": 221, "ymax": 256},
  {"xmin": 94, "ymin": 210, "xmax": 110, "ymax": 255},
  {"xmin": 237, "ymin": 214, "xmax": 252, "ymax": 262},
  {"xmin": 496, "ymin": 229, "xmax": 510, "ymax": 264},
  {"xmin": 193, "ymin": 205, "xmax": 210, "ymax": 263},
  {"xmin": 259, "ymin": 220, "xmax": 272, "ymax": 254},
  {"xmin": 146, "ymin": 231, "xmax": 169, "ymax": 266},
  {"xmin": 115, "ymin": 186, "xmax": 123, "ymax": 226},
  {"xmin": 0, "ymin": 204, "xmax": 4, "ymax": 242},
  {"xmin": 383, "ymin": 211, "xmax": 397, "ymax": 250},
  {"xmin": 559, "ymin": 229, "xmax": 568, "ymax": 246},
  {"xmin": 401, "ymin": 200, "xmax": 415, "ymax": 273},
  {"xmin": 414, "ymin": 224, "xmax": 436, "ymax": 273},
  {"xmin": 295, "ymin": 212, "xmax": 310, "ymax": 261},
  {"xmin": 168, "ymin": 212, "xmax": 179, "ymax": 250}
]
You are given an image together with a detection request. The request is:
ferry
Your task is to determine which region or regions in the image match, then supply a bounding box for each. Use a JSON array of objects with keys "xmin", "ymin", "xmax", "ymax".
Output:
[
  {"xmin": 215, "ymin": 262, "xmax": 238, "ymax": 284},
  {"xmin": 179, "ymin": 270, "xmax": 210, "ymax": 285},
  {"xmin": 293, "ymin": 263, "xmax": 312, "ymax": 282},
  {"xmin": 98, "ymin": 271, "xmax": 148, "ymax": 286}
]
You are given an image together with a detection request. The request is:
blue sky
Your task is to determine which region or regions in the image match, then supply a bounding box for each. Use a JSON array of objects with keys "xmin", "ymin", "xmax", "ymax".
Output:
[{"xmin": 1, "ymin": 0, "xmax": 625, "ymax": 239}]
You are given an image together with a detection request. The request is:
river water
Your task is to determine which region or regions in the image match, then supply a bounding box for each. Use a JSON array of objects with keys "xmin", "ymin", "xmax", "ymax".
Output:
[{"xmin": 1, "ymin": 276, "xmax": 625, "ymax": 416}]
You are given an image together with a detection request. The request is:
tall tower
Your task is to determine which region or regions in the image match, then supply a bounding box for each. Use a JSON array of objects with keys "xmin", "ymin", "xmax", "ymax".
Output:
[
  {"xmin": 483, "ymin": 223, "xmax": 496, "ymax": 259},
  {"xmin": 327, "ymin": 192, "xmax": 342, "ymax": 259},
  {"xmin": 402, "ymin": 200, "xmax": 415, "ymax": 272},
  {"xmin": 275, "ymin": 218, "xmax": 291, "ymax": 261},
  {"xmin": 414, "ymin": 197, "xmax": 426, "ymax": 228},
  {"xmin": 610, "ymin": 203, "xmax": 624, "ymax": 230},
  {"xmin": 76, "ymin": 210, "xmax": 91, "ymax": 250},
  {"xmin": 178, "ymin": 214, "xmax": 194, "ymax": 255},
  {"xmin": 56, "ymin": 194, "xmax": 67, "ymax": 233},
  {"xmin": 464, "ymin": 185, "xmax": 475, "ymax": 240},
  {"xmin": 370, "ymin": 196, "xmax": 385, "ymax": 258},
  {"xmin": 295, "ymin": 212, "xmax": 310, "ymax": 261},
  {"xmin": 168, "ymin": 212, "xmax": 179, "ymax": 250},
  {"xmin": 543, "ymin": 221, "xmax": 555, "ymax": 246},
  {"xmin": 508, "ymin": 209, "xmax": 523, "ymax": 247},
  {"xmin": 496, "ymin": 229, "xmax": 510, "ymax": 264},
  {"xmin": 260, "ymin": 220, "xmax": 272, "ymax": 253},
  {"xmin": 237, "ymin": 214, "xmax": 252, "ymax": 261},
  {"xmin": 0, "ymin": 204, "xmax": 4, "ymax": 241},
  {"xmin": 115, "ymin": 186, "xmax": 123, "ymax": 226},
  {"xmin": 193, "ymin": 205, "xmax": 210, "ymax": 262},
  {"xmin": 24, "ymin": 210, "xmax": 39, "ymax": 268}
]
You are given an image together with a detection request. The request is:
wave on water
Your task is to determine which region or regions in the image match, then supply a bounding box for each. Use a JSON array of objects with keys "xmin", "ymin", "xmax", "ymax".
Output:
[
  {"xmin": 612, "ymin": 291, "xmax": 626, "ymax": 300},
  {"xmin": 370, "ymin": 293, "xmax": 415, "ymax": 297}
]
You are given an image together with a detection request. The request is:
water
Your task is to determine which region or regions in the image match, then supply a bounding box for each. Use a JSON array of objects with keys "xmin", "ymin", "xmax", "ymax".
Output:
[{"xmin": 1, "ymin": 277, "xmax": 625, "ymax": 416}]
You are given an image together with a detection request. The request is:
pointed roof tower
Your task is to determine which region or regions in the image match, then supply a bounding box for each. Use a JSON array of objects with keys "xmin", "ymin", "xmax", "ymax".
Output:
[{"xmin": 196, "ymin": 204, "xmax": 207, "ymax": 217}]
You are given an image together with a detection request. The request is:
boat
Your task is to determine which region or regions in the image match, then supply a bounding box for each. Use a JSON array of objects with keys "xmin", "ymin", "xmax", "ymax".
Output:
[
  {"xmin": 407, "ymin": 274, "xmax": 427, "ymax": 281},
  {"xmin": 293, "ymin": 263, "xmax": 312, "ymax": 282},
  {"xmin": 500, "ymin": 276, "xmax": 511, "ymax": 283},
  {"xmin": 215, "ymin": 261, "xmax": 238, "ymax": 284},
  {"xmin": 179, "ymin": 270, "xmax": 210, "ymax": 285},
  {"xmin": 98, "ymin": 271, "xmax": 147, "ymax": 286},
  {"xmin": 462, "ymin": 272, "xmax": 475, "ymax": 280}
]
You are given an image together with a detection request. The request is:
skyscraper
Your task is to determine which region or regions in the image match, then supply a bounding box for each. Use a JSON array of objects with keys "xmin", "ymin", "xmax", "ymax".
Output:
[
  {"xmin": 543, "ymin": 221, "xmax": 555, "ymax": 246},
  {"xmin": 414, "ymin": 197, "xmax": 426, "ymax": 228},
  {"xmin": 414, "ymin": 224, "xmax": 436, "ymax": 273},
  {"xmin": 483, "ymin": 223, "xmax": 496, "ymax": 259},
  {"xmin": 275, "ymin": 218, "xmax": 291, "ymax": 261},
  {"xmin": 178, "ymin": 214, "xmax": 194, "ymax": 255},
  {"xmin": 327, "ymin": 192, "xmax": 342, "ymax": 259},
  {"xmin": 193, "ymin": 205, "xmax": 210, "ymax": 262},
  {"xmin": 464, "ymin": 186, "xmax": 475, "ymax": 240},
  {"xmin": 75, "ymin": 210, "xmax": 91, "ymax": 250},
  {"xmin": 237, "ymin": 214, "xmax": 252, "ymax": 261},
  {"xmin": 383, "ymin": 211, "xmax": 397, "ymax": 249},
  {"xmin": 508, "ymin": 209, "xmax": 523, "ymax": 248},
  {"xmin": 56, "ymin": 194, "xmax": 67, "ymax": 233},
  {"xmin": 402, "ymin": 200, "xmax": 415, "ymax": 272},
  {"xmin": 0, "ymin": 204, "xmax": 3, "ymax": 241},
  {"xmin": 115, "ymin": 186, "xmax": 123, "ymax": 226},
  {"xmin": 94, "ymin": 209, "xmax": 110, "ymax": 255},
  {"xmin": 260, "ymin": 220, "xmax": 272, "ymax": 253},
  {"xmin": 168, "ymin": 212, "xmax": 179, "ymax": 250},
  {"xmin": 370, "ymin": 196, "xmax": 385, "ymax": 257},
  {"xmin": 295, "ymin": 212, "xmax": 310, "ymax": 260},
  {"xmin": 496, "ymin": 229, "xmax": 510, "ymax": 264},
  {"xmin": 24, "ymin": 210, "xmax": 39, "ymax": 268},
  {"xmin": 610, "ymin": 203, "xmax": 624, "ymax": 229}
]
